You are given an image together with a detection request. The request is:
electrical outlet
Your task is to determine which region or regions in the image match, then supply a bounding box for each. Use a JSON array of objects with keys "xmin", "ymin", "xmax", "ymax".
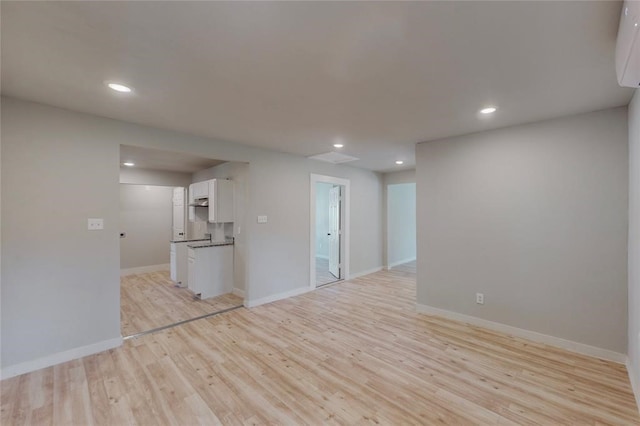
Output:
[
  {"xmin": 88, "ymin": 218, "xmax": 104, "ymax": 231},
  {"xmin": 476, "ymin": 293, "xmax": 484, "ymax": 305},
  {"xmin": 257, "ymin": 215, "xmax": 268, "ymax": 224}
]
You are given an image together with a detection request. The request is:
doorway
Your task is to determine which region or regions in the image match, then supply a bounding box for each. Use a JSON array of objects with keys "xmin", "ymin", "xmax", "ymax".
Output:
[
  {"xmin": 310, "ymin": 174, "xmax": 350, "ymax": 288},
  {"xmin": 386, "ymin": 183, "xmax": 416, "ymax": 272}
]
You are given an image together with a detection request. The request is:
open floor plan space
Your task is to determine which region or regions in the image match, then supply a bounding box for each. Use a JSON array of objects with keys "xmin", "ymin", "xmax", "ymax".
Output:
[
  {"xmin": 3, "ymin": 268, "xmax": 638, "ymax": 425},
  {"xmin": 120, "ymin": 271, "xmax": 243, "ymax": 337}
]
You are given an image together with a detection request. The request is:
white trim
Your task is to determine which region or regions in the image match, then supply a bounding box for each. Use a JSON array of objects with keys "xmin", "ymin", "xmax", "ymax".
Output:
[
  {"xmin": 349, "ymin": 266, "xmax": 383, "ymax": 280},
  {"xmin": 0, "ymin": 336, "xmax": 122, "ymax": 380},
  {"xmin": 628, "ymin": 359, "xmax": 640, "ymax": 413},
  {"xmin": 415, "ymin": 304, "xmax": 627, "ymax": 364},
  {"xmin": 315, "ymin": 254, "xmax": 329, "ymax": 260},
  {"xmin": 232, "ymin": 288, "xmax": 245, "ymax": 298},
  {"xmin": 386, "ymin": 257, "xmax": 416, "ymax": 270},
  {"xmin": 310, "ymin": 174, "xmax": 350, "ymax": 288},
  {"xmin": 120, "ymin": 263, "xmax": 169, "ymax": 276},
  {"xmin": 245, "ymin": 286, "xmax": 312, "ymax": 308}
]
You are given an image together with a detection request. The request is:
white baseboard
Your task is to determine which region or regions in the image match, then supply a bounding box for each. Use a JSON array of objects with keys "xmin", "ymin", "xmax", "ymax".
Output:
[
  {"xmin": 232, "ymin": 288, "xmax": 245, "ymax": 298},
  {"xmin": 245, "ymin": 286, "xmax": 312, "ymax": 308},
  {"xmin": 386, "ymin": 257, "xmax": 416, "ymax": 270},
  {"xmin": 628, "ymin": 359, "xmax": 640, "ymax": 413},
  {"xmin": 348, "ymin": 266, "xmax": 383, "ymax": 280},
  {"xmin": 415, "ymin": 304, "xmax": 627, "ymax": 364},
  {"xmin": 0, "ymin": 336, "xmax": 122, "ymax": 380},
  {"xmin": 120, "ymin": 263, "xmax": 170, "ymax": 276}
]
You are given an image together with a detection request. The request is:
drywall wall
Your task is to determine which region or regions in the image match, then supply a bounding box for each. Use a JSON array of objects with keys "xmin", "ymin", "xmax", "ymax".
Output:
[
  {"xmin": 387, "ymin": 183, "xmax": 416, "ymax": 267},
  {"xmin": 628, "ymin": 90, "xmax": 640, "ymax": 405},
  {"xmin": 1, "ymin": 97, "xmax": 382, "ymax": 373},
  {"xmin": 416, "ymin": 107, "xmax": 628, "ymax": 353},
  {"xmin": 119, "ymin": 184, "xmax": 174, "ymax": 270},
  {"xmin": 315, "ymin": 182, "xmax": 333, "ymax": 259},
  {"xmin": 383, "ymin": 169, "xmax": 416, "ymax": 186},
  {"xmin": 119, "ymin": 167, "xmax": 192, "ymax": 187},
  {"xmin": 1, "ymin": 98, "xmax": 122, "ymax": 372}
]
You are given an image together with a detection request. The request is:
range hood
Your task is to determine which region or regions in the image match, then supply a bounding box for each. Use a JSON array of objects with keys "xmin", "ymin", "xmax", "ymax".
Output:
[{"xmin": 189, "ymin": 198, "xmax": 209, "ymax": 207}]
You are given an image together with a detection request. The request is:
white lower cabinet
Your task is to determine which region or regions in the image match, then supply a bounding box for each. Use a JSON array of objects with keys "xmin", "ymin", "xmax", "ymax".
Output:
[{"xmin": 187, "ymin": 245, "xmax": 233, "ymax": 299}]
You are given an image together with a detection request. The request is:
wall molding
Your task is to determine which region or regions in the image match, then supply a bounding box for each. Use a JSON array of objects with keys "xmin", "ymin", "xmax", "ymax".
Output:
[
  {"xmin": 386, "ymin": 257, "xmax": 416, "ymax": 270},
  {"xmin": 415, "ymin": 304, "xmax": 627, "ymax": 364},
  {"xmin": 0, "ymin": 336, "xmax": 123, "ymax": 380},
  {"xmin": 349, "ymin": 266, "xmax": 383, "ymax": 280},
  {"xmin": 120, "ymin": 263, "xmax": 169, "ymax": 276},
  {"xmin": 628, "ymin": 359, "xmax": 640, "ymax": 414},
  {"xmin": 245, "ymin": 286, "xmax": 312, "ymax": 308}
]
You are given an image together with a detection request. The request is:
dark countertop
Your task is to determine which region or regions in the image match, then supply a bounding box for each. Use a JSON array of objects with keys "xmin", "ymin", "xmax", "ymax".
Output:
[
  {"xmin": 188, "ymin": 240, "xmax": 234, "ymax": 249},
  {"xmin": 170, "ymin": 238, "xmax": 211, "ymax": 243}
]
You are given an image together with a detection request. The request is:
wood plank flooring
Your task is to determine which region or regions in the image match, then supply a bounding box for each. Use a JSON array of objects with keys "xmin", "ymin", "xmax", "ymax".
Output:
[
  {"xmin": 2, "ymin": 266, "xmax": 639, "ymax": 425},
  {"xmin": 121, "ymin": 271, "xmax": 243, "ymax": 337}
]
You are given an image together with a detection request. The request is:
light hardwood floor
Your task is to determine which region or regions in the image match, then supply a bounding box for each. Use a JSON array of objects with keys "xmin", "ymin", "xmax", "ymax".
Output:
[
  {"xmin": 2, "ymin": 266, "xmax": 639, "ymax": 425},
  {"xmin": 121, "ymin": 271, "xmax": 243, "ymax": 337}
]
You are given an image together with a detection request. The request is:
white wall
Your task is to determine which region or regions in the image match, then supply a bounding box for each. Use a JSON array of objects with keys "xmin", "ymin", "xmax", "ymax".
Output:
[
  {"xmin": 387, "ymin": 183, "xmax": 416, "ymax": 267},
  {"xmin": 416, "ymin": 107, "xmax": 628, "ymax": 354},
  {"xmin": 628, "ymin": 90, "xmax": 640, "ymax": 406},
  {"xmin": 119, "ymin": 167, "xmax": 192, "ymax": 187},
  {"xmin": 1, "ymin": 99, "xmax": 122, "ymax": 374},
  {"xmin": 0, "ymin": 97, "xmax": 383, "ymax": 374},
  {"xmin": 315, "ymin": 182, "xmax": 332, "ymax": 259},
  {"xmin": 119, "ymin": 184, "xmax": 173, "ymax": 270}
]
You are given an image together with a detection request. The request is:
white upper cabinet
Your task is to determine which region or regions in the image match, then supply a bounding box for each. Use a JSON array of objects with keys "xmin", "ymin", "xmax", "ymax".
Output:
[
  {"xmin": 209, "ymin": 179, "xmax": 234, "ymax": 223},
  {"xmin": 188, "ymin": 183, "xmax": 195, "ymax": 222},
  {"xmin": 192, "ymin": 181, "xmax": 209, "ymax": 199}
]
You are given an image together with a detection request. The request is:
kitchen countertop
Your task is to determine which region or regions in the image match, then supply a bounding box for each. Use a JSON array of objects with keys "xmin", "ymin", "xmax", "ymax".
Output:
[
  {"xmin": 188, "ymin": 240, "xmax": 234, "ymax": 249},
  {"xmin": 170, "ymin": 238, "xmax": 211, "ymax": 243}
]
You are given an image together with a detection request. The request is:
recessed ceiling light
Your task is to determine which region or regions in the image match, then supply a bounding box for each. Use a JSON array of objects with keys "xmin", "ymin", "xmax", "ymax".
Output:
[
  {"xmin": 107, "ymin": 83, "xmax": 132, "ymax": 93},
  {"xmin": 395, "ymin": 160, "xmax": 404, "ymax": 165},
  {"xmin": 480, "ymin": 106, "xmax": 497, "ymax": 114},
  {"xmin": 333, "ymin": 143, "xmax": 344, "ymax": 148},
  {"xmin": 123, "ymin": 162, "xmax": 135, "ymax": 167}
]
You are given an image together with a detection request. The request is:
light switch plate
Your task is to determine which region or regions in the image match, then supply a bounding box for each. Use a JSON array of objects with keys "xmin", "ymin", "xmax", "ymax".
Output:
[
  {"xmin": 88, "ymin": 218, "xmax": 104, "ymax": 230},
  {"xmin": 257, "ymin": 215, "xmax": 268, "ymax": 224}
]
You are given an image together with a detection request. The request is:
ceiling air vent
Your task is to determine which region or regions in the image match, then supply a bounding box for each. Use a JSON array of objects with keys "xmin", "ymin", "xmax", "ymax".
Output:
[{"xmin": 308, "ymin": 151, "xmax": 359, "ymax": 164}]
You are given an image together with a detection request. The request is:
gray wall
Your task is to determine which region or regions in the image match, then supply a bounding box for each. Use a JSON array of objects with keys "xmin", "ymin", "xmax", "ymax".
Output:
[
  {"xmin": 1, "ymin": 98, "xmax": 121, "ymax": 369},
  {"xmin": 119, "ymin": 184, "xmax": 174, "ymax": 270},
  {"xmin": 119, "ymin": 167, "xmax": 192, "ymax": 187},
  {"xmin": 1, "ymin": 97, "xmax": 383, "ymax": 371},
  {"xmin": 315, "ymin": 182, "xmax": 332, "ymax": 259},
  {"xmin": 387, "ymin": 183, "xmax": 416, "ymax": 267},
  {"xmin": 416, "ymin": 107, "xmax": 628, "ymax": 353},
  {"xmin": 628, "ymin": 90, "xmax": 640, "ymax": 400}
]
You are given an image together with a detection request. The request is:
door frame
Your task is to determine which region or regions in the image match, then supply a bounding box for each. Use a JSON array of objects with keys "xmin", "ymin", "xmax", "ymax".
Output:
[{"xmin": 309, "ymin": 174, "xmax": 350, "ymax": 289}]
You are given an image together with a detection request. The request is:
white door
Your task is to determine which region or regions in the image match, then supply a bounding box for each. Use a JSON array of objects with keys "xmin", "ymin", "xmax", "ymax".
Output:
[
  {"xmin": 172, "ymin": 187, "xmax": 186, "ymax": 240},
  {"xmin": 328, "ymin": 185, "xmax": 341, "ymax": 278}
]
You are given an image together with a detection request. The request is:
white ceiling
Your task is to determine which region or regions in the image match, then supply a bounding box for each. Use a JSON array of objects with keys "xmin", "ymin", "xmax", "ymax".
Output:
[
  {"xmin": 120, "ymin": 145, "xmax": 225, "ymax": 173},
  {"xmin": 1, "ymin": 1, "xmax": 633, "ymax": 172}
]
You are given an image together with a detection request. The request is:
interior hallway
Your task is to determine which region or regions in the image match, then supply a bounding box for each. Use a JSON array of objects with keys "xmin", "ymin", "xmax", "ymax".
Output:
[{"xmin": 3, "ymin": 264, "xmax": 637, "ymax": 424}]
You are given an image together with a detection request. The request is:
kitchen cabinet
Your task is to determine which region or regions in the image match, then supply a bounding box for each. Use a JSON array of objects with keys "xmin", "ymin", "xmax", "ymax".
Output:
[
  {"xmin": 188, "ymin": 183, "xmax": 195, "ymax": 222},
  {"xmin": 192, "ymin": 181, "xmax": 209, "ymax": 199},
  {"xmin": 187, "ymin": 244, "xmax": 233, "ymax": 299},
  {"xmin": 208, "ymin": 179, "xmax": 234, "ymax": 223}
]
